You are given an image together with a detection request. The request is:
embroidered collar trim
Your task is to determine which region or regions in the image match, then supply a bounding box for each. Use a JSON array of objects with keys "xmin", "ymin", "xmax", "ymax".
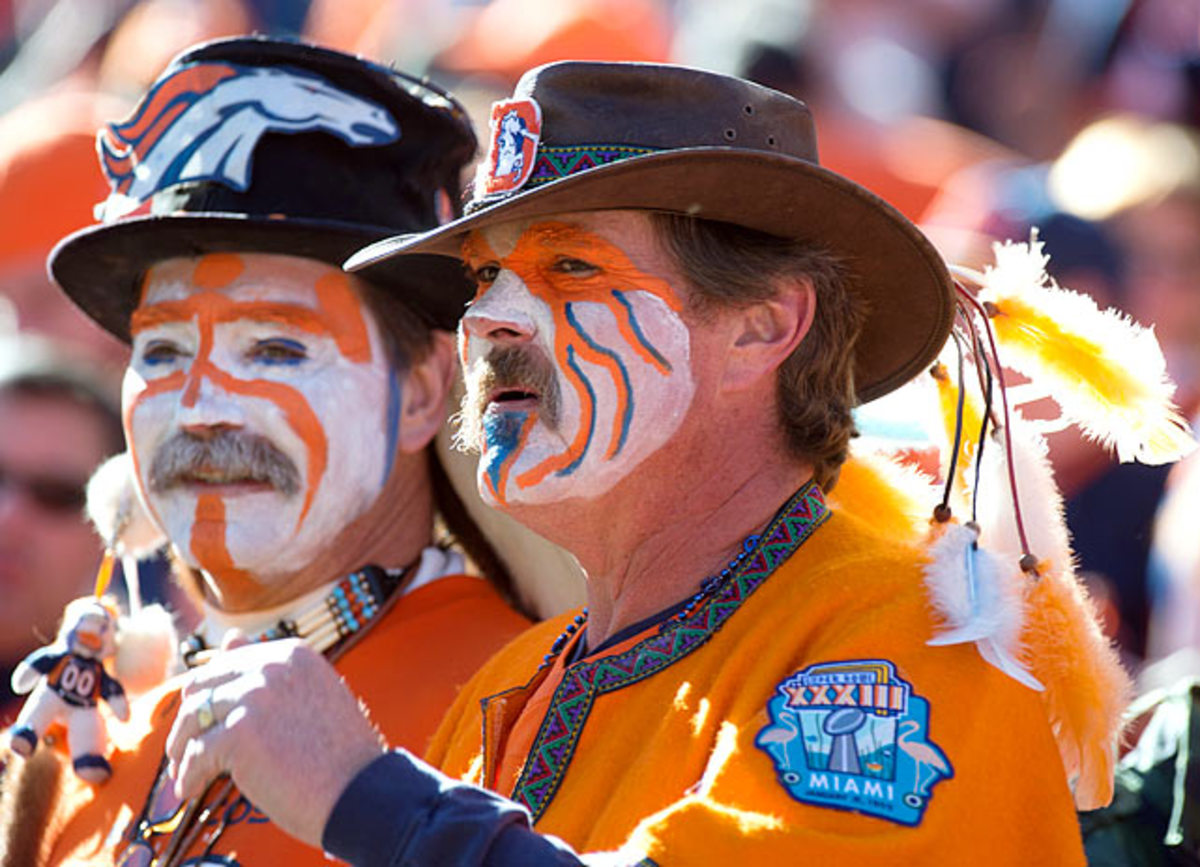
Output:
[{"xmin": 504, "ymin": 482, "xmax": 830, "ymax": 819}]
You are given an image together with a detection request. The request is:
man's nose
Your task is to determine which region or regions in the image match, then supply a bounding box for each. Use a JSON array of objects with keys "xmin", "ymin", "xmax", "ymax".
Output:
[
  {"xmin": 462, "ymin": 271, "xmax": 538, "ymax": 344},
  {"xmin": 176, "ymin": 373, "xmax": 246, "ymax": 437}
]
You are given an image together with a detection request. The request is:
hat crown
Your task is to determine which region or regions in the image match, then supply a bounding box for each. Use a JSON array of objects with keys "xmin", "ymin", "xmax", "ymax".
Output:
[
  {"xmin": 98, "ymin": 36, "xmax": 475, "ymax": 234},
  {"xmin": 523, "ymin": 61, "xmax": 816, "ymax": 156},
  {"xmin": 471, "ymin": 61, "xmax": 818, "ymax": 207}
]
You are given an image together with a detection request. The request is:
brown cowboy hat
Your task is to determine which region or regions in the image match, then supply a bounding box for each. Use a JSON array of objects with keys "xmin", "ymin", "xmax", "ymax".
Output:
[{"xmin": 347, "ymin": 61, "xmax": 955, "ymax": 403}]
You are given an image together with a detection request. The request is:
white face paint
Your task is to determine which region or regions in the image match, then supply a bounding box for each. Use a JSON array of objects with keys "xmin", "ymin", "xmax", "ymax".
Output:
[
  {"xmin": 123, "ymin": 253, "xmax": 397, "ymax": 589},
  {"xmin": 459, "ymin": 216, "xmax": 695, "ymax": 507}
]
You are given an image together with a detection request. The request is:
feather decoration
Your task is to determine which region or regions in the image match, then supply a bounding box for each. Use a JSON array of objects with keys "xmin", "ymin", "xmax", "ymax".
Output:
[
  {"xmin": 924, "ymin": 521, "xmax": 1042, "ymax": 690},
  {"xmin": 930, "ymin": 349, "xmax": 985, "ymax": 515},
  {"xmin": 971, "ymin": 410, "xmax": 1130, "ymax": 810},
  {"xmin": 965, "ymin": 234, "xmax": 1195, "ymax": 464}
]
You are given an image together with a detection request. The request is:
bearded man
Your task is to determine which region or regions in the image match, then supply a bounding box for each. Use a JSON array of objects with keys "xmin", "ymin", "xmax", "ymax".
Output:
[
  {"xmin": 159, "ymin": 62, "xmax": 1122, "ymax": 864},
  {"xmin": 0, "ymin": 37, "xmax": 530, "ymax": 867}
]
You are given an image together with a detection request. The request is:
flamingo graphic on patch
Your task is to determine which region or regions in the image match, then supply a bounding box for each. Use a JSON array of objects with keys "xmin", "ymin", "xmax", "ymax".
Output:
[
  {"xmin": 96, "ymin": 61, "xmax": 401, "ymax": 220},
  {"xmin": 755, "ymin": 658, "xmax": 953, "ymax": 826}
]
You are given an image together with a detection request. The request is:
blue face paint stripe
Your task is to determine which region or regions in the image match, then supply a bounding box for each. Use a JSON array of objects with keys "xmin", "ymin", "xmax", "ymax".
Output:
[
  {"xmin": 564, "ymin": 304, "xmax": 633, "ymax": 460},
  {"xmin": 611, "ymin": 290, "xmax": 671, "ymax": 371},
  {"xmin": 559, "ymin": 344, "xmax": 598, "ymax": 477},
  {"xmin": 382, "ymin": 368, "xmax": 401, "ymax": 484},
  {"xmin": 482, "ymin": 409, "xmax": 530, "ymax": 493}
]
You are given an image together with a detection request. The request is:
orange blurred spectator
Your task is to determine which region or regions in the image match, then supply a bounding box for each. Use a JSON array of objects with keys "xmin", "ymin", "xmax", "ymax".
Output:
[{"xmin": 0, "ymin": 89, "xmax": 125, "ymax": 365}]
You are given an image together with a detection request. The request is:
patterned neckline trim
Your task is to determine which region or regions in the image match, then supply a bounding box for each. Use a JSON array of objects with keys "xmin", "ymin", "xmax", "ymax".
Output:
[{"xmin": 505, "ymin": 481, "xmax": 830, "ymax": 820}]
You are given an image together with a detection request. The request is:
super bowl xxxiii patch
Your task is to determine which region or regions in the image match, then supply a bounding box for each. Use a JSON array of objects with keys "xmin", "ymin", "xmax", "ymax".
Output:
[{"xmin": 755, "ymin": 659, "xmax": 952, "ymax": 826}]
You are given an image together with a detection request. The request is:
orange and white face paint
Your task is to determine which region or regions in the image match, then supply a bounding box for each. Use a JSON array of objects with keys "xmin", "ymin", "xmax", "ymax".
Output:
[
  {"xmin": 460, "ymin": 215, "xmax": 695, "ymax": 507},
  {"xmin": 124, "ymin": 253, "xmax": 395, "ymax": 591}
]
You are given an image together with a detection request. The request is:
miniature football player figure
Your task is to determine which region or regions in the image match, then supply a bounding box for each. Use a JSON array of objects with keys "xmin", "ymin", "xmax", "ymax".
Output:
[{"xmin": 9, "ymin": 597, "xmax": 129, "ymax": 783}]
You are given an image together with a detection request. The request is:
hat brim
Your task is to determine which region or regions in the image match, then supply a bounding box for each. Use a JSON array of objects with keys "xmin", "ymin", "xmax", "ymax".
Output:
[
  {"xmin": 51, "ymin": 214, "xmax": 473, "ymax": 342},
  {"xmin": 348, "ymin": 148, "xmax": 954, "ymax": 403}
]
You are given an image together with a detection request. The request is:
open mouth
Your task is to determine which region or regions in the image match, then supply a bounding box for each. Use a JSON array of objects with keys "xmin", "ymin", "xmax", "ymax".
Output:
[{"xmin": 486, "ymin": 387, "xmax": 540, "ymax": 411}]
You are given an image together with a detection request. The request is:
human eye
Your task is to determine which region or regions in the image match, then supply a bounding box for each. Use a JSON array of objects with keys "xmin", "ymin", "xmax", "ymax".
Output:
[
  {"xmin": 140, "ymin": 339, "xmax": 186, "ymax": 366},
  {"xmin": 249, "ymin": 337, "xmax": 308, "ymax": 366},
  {"xmin": 472, "ymin": 263, "xmax": 501, "ymax": 285},
  {"xmin": 551, "ymin": 256, "xmax": 598, "ymax": 277}
]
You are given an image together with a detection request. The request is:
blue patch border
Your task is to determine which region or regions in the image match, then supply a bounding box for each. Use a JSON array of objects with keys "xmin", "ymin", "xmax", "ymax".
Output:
[{"xmin": 755, "ymin": 658, "xmax": 954, "ymax": 827}]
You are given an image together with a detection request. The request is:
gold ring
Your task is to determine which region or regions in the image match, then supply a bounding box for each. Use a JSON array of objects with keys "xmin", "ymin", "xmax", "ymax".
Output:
[{"xmin": 196, "ymin": 689, "xmax": 217, "ymax": 733}]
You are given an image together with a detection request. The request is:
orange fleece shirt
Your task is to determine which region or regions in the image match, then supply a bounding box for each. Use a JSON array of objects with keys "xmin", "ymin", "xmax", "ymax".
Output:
[
  {"xmin": 426, "ymin": 494, "xmax": 1086, "ymax": 864},
  {"xmin": 41, "ymin": 574, "xmax": 530, "ymax": 867}
]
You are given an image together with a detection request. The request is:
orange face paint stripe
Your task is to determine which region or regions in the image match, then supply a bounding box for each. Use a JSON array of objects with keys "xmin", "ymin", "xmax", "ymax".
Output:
[
  {"xmin": 203, "ymin": 364, "xmax": 327, "ymax": 526},
  {"xmin": 191, "ymin": 493, "xmax": 257, "ymax": 598},
  {"xmin": 314, "ymin": 271, "xmax": 372, "ymax": 363},
  {"xmin": 132, "ymin": 296, "xmax": 344, "ymax": 342},
  {"xmin": 564, "ymin": 333, "xmax": 630, "ymax": 461}
]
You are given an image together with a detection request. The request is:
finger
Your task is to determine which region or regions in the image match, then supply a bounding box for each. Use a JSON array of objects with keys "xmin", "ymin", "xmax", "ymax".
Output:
[
  {"xmin": 171, "ymin": 719, "xmax": 230, "ymax": 800},
  {"xmin": 166, "ymin": 685, "xmax": 239, "ymax": 772}
]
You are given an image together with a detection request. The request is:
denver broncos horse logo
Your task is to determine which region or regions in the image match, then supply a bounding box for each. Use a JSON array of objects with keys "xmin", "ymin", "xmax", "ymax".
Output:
[{"xmin": 97, "ymin": 62, "xmax": 400, "ymax": 218}]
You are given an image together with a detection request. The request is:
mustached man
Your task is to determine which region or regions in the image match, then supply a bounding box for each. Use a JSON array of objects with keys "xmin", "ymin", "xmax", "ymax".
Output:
[{"xmin": 0, "ymin": 37, "xmax": 530, "ymax": 867}]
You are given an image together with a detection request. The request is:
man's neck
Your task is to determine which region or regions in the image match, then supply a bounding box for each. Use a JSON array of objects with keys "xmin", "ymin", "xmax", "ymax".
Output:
[{"xmin": 511, "ymin": 445, "xmax": 813, "ymax": 646}]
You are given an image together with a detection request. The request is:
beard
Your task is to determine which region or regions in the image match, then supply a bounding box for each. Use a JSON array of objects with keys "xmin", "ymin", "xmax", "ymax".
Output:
[
  {"xmin": 455, "ymin": 346, "xmax": 561, "ymax": 454},
  {"xmin": 148, "ymin": 429, "xmax": 301, "ymax": 495}
]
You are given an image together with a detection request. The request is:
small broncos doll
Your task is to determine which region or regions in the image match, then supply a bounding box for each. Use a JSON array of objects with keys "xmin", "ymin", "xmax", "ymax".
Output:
[{"xmin": 8, "ymin": 597, "xmax": 130, "ymax": 783}]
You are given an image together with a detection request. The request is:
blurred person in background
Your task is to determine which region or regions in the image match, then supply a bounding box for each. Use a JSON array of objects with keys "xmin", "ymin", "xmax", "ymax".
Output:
[
  {"xmin": 0, "ymin": 338, "xmax": 123, "ymax": 725},
  {"xmin": 0, "ymin": 89, "xmax": 126, "ymax": 366}
]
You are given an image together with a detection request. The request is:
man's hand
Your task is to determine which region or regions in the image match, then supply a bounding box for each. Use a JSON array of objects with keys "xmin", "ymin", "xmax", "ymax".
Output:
[{"xmin": 164, "ymin": 638, "xmax": 385, "ymax": 847}]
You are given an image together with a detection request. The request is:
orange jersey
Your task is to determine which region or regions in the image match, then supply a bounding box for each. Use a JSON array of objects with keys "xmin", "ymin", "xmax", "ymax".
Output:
[
  {"xmin": 42, "ymin": 574, "xmax": 530, "ymax": 867},
  {"xmin": 427, "ymin": 499, "xmax": 1087, "ymax": 864}
]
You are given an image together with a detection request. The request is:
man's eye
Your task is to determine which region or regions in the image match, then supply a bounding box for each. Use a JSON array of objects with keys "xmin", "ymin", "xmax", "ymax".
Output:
[
  {"xmin": 141, "ymin": 341, "xmax": 184, "ymax": 365},
  {"xmin": 553, "ymin": 257, "xmax": 598, "ymax": 276},
  {"xmin": 473, "ymin": 264, "xmax": 501, "ymax": 285},
  {"xmin": 251, "ymin": 338, "xmax": 308, "ymax": 365}
]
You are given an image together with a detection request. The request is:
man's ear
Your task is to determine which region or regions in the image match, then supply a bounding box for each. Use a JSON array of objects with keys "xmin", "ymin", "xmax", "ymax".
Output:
[
  {"xmin": 395, "ymin": 331, "xmax": 457, "ymax": 453},
  {"xmin": 723, "ymin": 276, "xmax": 816, "ymax": 391}
]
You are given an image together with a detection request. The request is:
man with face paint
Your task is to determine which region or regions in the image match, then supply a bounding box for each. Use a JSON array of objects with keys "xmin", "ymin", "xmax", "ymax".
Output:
[
  {"xmin": 161, "ymin": 64, "xmax": 1123, "ymax": 864},
  {"xmin": 1, "ymin": 38, "xmax": 532, "ymax": 867}
]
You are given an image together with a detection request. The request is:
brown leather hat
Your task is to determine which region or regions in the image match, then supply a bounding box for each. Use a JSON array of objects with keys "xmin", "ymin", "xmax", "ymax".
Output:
[{"xmin": 347, "ymin": 61, "xmax": 955, "ymax": 402}]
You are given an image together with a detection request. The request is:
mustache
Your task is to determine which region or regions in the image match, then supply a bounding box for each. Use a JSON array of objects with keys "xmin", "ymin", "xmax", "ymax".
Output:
[
  {"xmin": 455, "ymin": 347, "xmax": 561, "ymax": 453},
  {"xmin": 148, "ymin": 430, "xmax": 301, "ymax": 495}
]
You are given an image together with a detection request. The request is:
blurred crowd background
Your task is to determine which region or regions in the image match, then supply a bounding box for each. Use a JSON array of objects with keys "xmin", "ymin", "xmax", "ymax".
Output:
[{"xmin": 1, "ymin": 0, "xmax": 1199, "ymax": 722}]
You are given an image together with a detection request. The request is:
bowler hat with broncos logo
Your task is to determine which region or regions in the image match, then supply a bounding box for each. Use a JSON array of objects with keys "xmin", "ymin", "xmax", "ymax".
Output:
[
  {"xmin": 50, "ymin": 35, "xmax": 477, "ymax": 339},
  {"xmin": 348, "ymin": 61, "xmax": 956, "ymax": 403}
]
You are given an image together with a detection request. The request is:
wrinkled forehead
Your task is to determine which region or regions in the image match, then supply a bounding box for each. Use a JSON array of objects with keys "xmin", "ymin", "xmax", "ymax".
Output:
[{"xmin": 138, "ymin": 252, "xmax": 354, "ymax": 311}]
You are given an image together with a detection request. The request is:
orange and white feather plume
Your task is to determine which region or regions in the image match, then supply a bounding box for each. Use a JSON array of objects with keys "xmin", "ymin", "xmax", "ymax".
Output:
[
  {"xmin": 85, "ymin": 452, "xmax": 177, "ymax": 696},
  {"xmin": 917, "ymin": 232, "xmax": 1197, "ymax": 810},
  {"xmin": 959, "ymin": 231, "xmax": 1195, "ymax": 464}
]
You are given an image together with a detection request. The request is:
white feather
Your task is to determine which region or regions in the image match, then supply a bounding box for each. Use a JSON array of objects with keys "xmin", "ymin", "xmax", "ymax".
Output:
[
  {"xmin": 86, "ymin": 452, "xmax": 164, "ymax": 556},
  {"xmin": 114, "ymin": 604, "xmax": 180, "ymax": 696},
  {"xmin": 924, "ymin": 522, "xmax": 1042, "ymax": 689},
  {"xmin": 975, "ymin": 415, "xmax": 1073, "ymax": 573}
]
